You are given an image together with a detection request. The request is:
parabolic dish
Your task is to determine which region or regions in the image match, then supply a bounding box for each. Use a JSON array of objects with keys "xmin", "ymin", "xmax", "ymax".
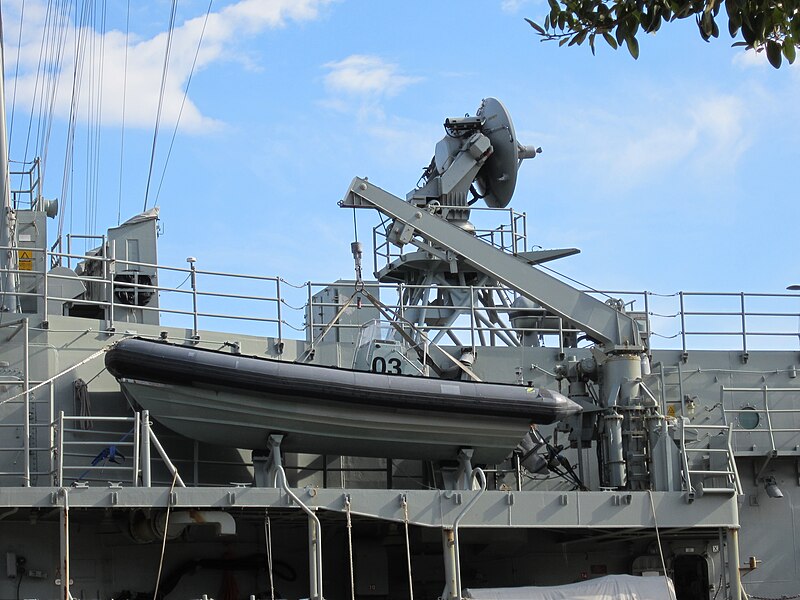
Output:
[{"xmin": 474, "ymin": 97, "xmax": 520, "ymax": 209}]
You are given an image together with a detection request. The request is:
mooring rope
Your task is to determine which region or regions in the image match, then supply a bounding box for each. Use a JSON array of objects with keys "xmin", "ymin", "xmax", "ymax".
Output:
[
  {"xmin": 346, "ymin": 498, "xmax": 356, "ymax": 600},
  {"xmin": 403, "ymin": 497, "xmax": 414, "ymax": 600},
  {"xmin": 264, "ymin": 511, "xmax": 275, "ymax": 600}
]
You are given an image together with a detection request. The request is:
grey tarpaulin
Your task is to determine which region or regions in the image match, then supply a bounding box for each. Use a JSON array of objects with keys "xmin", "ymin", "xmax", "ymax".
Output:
[{"xmin": 464, "ymin": 574, "xmax": 675, "ymax": 600}]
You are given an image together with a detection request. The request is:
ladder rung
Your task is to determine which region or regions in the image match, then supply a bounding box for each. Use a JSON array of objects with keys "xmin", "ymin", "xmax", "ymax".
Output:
[{"xmin": 688, "ymin": 469, "xmax": 734, "ymax": 476}]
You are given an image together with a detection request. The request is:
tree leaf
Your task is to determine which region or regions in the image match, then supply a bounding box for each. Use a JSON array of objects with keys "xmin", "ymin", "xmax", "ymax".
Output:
[
  {"xmin": 766, "ymin": 39, "xmax": 782, "ymax": 67},
  {"xmin": 783, "ymin": 39, "xmax": 796, "ymax": 64},
  {"xmin": 616, "ymin": 21, "xmax": 627, "ymax": 45},
  {"xmin": 626, "ymin": 35, "xmax": 640, "ymax": 58},
  {"xmin": 602, "ymin": 31, "xmax": 619, "ymax": 48},
  {"xmin": 741, "ymin": 21, "xmax": 756, "ymax": 45},
  {"xmin": 525, "ymin": 18, "xmax": 547, "ymax": 35},
  {"xmin": 728, "ymin": 10, "xmax": 742, "ymax": 37}
]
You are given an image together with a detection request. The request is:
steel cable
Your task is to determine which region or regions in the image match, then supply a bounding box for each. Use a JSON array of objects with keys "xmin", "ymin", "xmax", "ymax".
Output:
[
  {"xmin": 143, "ymin": 0, "xmax": 179, "ymax": 211},
  {"xmin": 154, "ymin": 0, "xmax": 214, "ymax": 205}
]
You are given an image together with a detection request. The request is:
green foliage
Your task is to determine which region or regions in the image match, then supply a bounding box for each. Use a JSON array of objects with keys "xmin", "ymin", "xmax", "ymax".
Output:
[{"xmin": 526, "ymin": 0, "xmax": 799, "ymax": 68}]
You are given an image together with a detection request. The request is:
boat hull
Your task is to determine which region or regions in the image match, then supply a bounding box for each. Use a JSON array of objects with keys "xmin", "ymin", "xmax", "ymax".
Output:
[{"xmin": 106, "ymin": 338, "xmax": 581, "ymax": 463}]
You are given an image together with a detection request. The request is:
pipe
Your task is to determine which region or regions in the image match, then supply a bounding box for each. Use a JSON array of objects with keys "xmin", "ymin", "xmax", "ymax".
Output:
[
  {"xmin": 0, "ymin": 507, "xmax": 18, "ymax": 520},
  {"xmin": 147, "ymin": 426, "xmax": 186, "ymax": 487},
  {"xmin": 0, "ymin": 13, "xmax": 19, "ymax": 313},
  {"xmin": 140, "ymin": 411, "xmax": 151, "ymax": 487},
  {"xmin": 60, "ymin": 488, "xmax": 70, "ymax": 600},
  {"xmin": 452, "ymin": 468, "xmax": 487, "ymax": 600},
  {"xmin": 274, "ymin": 465, "xmax": 323, "ymax": 600},
  {"xmin": 728, "ymin": 528, "xmax": 743, "ymax": 600}
]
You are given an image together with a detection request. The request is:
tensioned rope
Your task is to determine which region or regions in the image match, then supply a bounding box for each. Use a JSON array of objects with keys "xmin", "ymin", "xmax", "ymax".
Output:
[
  {"xmin": 402, "ymin": 497, "xmax": 415, "ymax": 600},
  {"xmin": 345, "ymin": 499, "xmax": 356, "ymax": 600},
  {"xmin": 152, "ymin": 470, "xmax": 180, "ymax": 600},
  {"xmin": 264, "ymin": 512, "xmax": 276, "ymax": 600}
]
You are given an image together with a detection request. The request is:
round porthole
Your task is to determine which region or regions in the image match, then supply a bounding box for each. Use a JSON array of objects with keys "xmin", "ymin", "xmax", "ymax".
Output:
[{"xmin": 738, "ymin": 406, "xmax": 760, "ymax": 430}]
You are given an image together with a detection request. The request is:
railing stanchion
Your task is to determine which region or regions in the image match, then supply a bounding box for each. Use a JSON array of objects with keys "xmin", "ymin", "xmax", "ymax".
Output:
[
  {"xmin": 23, "ymin": 317, "xmax": 30, "ymax": 486},
  {"xmin": 276, "ymin": 277, "xmax": 283, "ymax": 351},
  {"xmin": 109, "ymin": 241, "xmax": 116, "ymax": 328},
  {"xmin": 57, "ymin": 411, "xmax": 65, "ymax": 487},
  {"xmin": 740, "ymin": 292, "xmax": 748, "ymax": 357},
  {"xmin": 188, "ymin": 257, "xmax": 199, "ymax": 341},
  {"xmin": 679, "ymin": 291, "xmax": 687, "ymax": 358}
]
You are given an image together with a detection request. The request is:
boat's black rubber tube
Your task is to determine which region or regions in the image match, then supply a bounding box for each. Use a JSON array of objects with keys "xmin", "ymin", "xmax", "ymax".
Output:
[{"xmin": 105, "ymin": 338, "xmax": 581, "ymax": 424}]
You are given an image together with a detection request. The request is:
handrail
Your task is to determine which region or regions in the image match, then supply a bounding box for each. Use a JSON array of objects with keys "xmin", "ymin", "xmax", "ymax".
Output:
[
  {"xmin": 720, "ymin": 386, "xmax": 800, "ymax": 455},
  {"xmin": 272, "ymin": 465, "xmax": 324, "ymax": 600},
  {"xmin": 1, "ymin": 242, "xmax": 800, "ymax": 352},
  {"xmin": 678, "ymin": 419, "xmax": 742, "ymax": 499}
]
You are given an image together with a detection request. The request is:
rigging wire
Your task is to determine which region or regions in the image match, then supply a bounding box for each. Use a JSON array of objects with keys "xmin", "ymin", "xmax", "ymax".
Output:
[
  {"xmin": 22, "ymin": 0, "xmax": 56, "ymax": 166},
  {"xmin": 154, "ymin": 0, "xmax": 214, "ymax": 206},
  {"xmin": 117, "ymin": 0, "xmax": 131, "ymax": 225},
  {"xmin": 86, "ymin": 0, "xmax": 107, "ymax": 236},
  {"xmin": 40, "ymin": 0, "xmax": 73, "ymax": 185},
  {"xmin": 143, "ymin": 0, "xmax": 179, "ymax": 212},
  {"xmin": 83, "ymin": 0, "xmax": 95, "ymax": 240},
  {"xmin": 538, "ymin": 262, "xmax": 614, "ymax": 300},
  {"xmin": 8, "ymin": 0, "xmax": 26, "ymax": 144},
  {"xmin": 58, "ymin": 0, "xmax": 92, "ymax": 242}
]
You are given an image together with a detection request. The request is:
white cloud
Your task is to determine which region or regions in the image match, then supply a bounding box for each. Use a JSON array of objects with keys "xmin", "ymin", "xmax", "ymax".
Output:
[
  {"xmin": 501, "ymin": 0, "xmax": 534, "ymax": 13},
  {"xmin": 733, "ymin": 47, "xmax": 769, "ymax": 68},
  {"xmin": 320, "ymin": 54, "xmax": 427, "ymax": 163},
  {"xmin": 323, "ymin": 55, "xmax": 420, "ymax": 97},
  {"xmin": 6, "ymin": 0, "xmax": 330, "ymax": 133},
  {"xmin": 544, "ymin": 91, "xmax": 749, "ymax": 196}
]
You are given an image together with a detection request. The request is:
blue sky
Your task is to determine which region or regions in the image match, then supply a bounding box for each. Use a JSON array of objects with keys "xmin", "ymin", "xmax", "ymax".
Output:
[{"xmin": 3, "ymin": 0, "xmax": 800, "ymax": 345}]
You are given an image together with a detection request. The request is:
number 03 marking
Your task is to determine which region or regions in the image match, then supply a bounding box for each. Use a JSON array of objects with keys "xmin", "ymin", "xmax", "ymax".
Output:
[{"xmin": 371, "ymin": 356, "xmax": 402, "ymax": 375}]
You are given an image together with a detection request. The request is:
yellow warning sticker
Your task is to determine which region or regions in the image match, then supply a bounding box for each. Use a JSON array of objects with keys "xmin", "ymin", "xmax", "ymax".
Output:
[
  {"xmin": 667, "ymin": 404, "xmax": 676, "ymax": 417},
  {"xmin": 17, "ymin": 249, "xmax": 33, "ymax": 271}
]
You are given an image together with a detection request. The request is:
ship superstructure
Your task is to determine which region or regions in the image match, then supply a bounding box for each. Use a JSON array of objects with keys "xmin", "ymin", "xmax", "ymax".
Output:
[{"xmin": 0, "ymin": 87, "xmax": 799, "ymax": 600}]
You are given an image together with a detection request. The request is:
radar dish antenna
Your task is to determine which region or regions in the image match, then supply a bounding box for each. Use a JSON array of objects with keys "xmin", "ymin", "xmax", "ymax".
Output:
[
  {"xmin": 406, "ymin": 97, "xmax": 540, "ymax": 211},
  {"xmin": 473, "ymin": 97, "xmax": 540, "ymax": 209}
]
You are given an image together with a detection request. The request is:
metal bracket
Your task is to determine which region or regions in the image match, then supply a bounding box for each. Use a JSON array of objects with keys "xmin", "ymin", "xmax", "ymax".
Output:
[{"xmin": 753, "ymin": 449, "xmax": 779, "ymax": 485}]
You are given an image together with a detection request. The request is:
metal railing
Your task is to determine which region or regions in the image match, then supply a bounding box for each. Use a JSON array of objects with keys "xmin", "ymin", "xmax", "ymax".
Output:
[
  {"xmin": 1, "ymin": 244, "xmax": 287, "ymax": 344},
  {"xmin": 1, "ymin": 241, "xmax": 800, "ymax": 354},
  {"xmin": 372, "ymin": 205, "xmax": 528, "ymax": 275},
  {"xmin": 678, "ymin": 291, "xmax": 800, "ymax": 355},
  {"xmin": 56, "ymin": 410, "xmax": 185, "ymax": 488},
  {"xmin": 720, "ymin": 386, "xmax": 800, "ymax": 456},
  {"xmin": 305, "ymin": 281, "xmax": 585, "ymax": 354},
  {"xmin": 678, "ymin": 420, "xmax": 742, "ymax": 501},
  {"xmin": 9, "ymin": 159, "xmax": 42, "ymax": 210}
]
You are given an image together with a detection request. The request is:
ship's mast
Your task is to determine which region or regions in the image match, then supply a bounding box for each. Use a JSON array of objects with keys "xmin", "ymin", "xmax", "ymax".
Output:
[{"xmin": 0, "ymin": 10, "xmax": 17, "ymax": 312}]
